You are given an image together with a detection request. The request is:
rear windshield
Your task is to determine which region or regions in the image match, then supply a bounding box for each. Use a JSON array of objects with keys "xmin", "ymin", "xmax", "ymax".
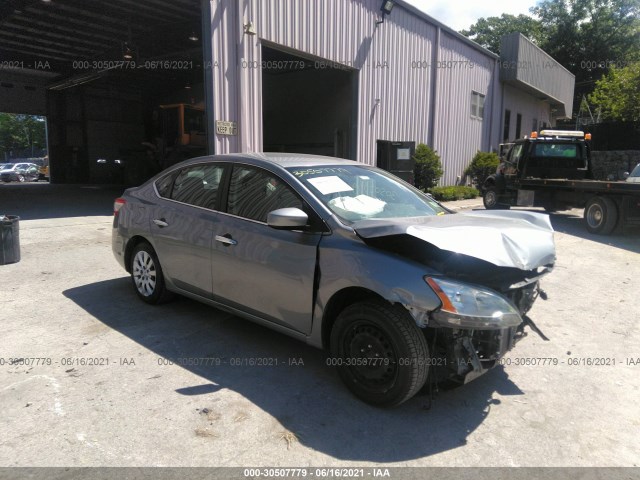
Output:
[{"xmin": 533, "ymin": 143, "xmax": 579, "ymax": 158}]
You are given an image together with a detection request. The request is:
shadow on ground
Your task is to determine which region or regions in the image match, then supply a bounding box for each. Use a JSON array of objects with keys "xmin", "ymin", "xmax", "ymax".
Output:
[
  {"xmin": 469, "ymin": 207, "xmax": 640, "ymax": 254},
  {"xmin": 0, "ymin": 183, "xmax": 124, "ymax": 220},
  {"xmin": 547, "ymin": 211, "xmax": 640, "ymax": 254},
  {"xmin": 64, "ymin": 278, "xmax": 525, "ymax": 463}
]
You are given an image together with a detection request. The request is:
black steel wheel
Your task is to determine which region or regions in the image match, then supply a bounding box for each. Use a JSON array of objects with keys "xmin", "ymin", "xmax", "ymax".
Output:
[
  {"xmin": 482, "ymin": 186, "xmax": 510, "ymax": 210},
  {"xmin": 584, "ymin": 196, "xmax": 618, "ymax": 235},
  {"xmin": 130, "ymin": 241, "xmax": 173, "ymax": 304},
  {"xmin": 330, "ymin": 300, "xmax": 429, "ymax": 407}
]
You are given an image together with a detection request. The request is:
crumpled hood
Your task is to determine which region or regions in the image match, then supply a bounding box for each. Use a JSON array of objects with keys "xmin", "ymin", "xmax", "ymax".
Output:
[{"xmin": 353, "ymin": 210, "xmax": 556, "ymax": 271}]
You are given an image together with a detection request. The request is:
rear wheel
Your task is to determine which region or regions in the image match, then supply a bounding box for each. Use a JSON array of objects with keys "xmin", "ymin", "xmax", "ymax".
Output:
[
  {"xmin": 17, "ymin": 175, "xmax": 25, "ymax": 182},
  {"xmin": 330, "ymin": 300, "xmax": 429, "ymax": 407},
  {"xmin": 584, "ymin": 196, "xmax": 618, "ymax": 235},
  {"xmin": 130, "ymin": 242, "xmax": 173, "ymax": 304}
]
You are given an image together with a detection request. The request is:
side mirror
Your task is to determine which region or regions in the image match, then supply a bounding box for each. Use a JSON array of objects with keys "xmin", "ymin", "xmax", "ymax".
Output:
[
  {"xmin": 267, "ymin": 208, "xmax": 308, "ymax": 229},
  {"xmin": 623, "ymin": 172, "xmax": 630, "ymax": 180}
]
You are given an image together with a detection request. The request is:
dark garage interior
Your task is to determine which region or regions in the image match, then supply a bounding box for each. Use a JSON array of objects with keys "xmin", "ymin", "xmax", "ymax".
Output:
[
  {"xmin": 261, "ymin": 45, "xmax": 357, "ymax": 160},
  {"xmin": 0, "ymin": 0, "xmax": 206, "ymax": 185}
]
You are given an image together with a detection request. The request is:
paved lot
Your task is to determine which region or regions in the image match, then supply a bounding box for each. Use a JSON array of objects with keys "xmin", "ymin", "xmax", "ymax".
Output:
[{"xmin": 0, "ymin": 184, "xmax": 639, "ymax": 467}]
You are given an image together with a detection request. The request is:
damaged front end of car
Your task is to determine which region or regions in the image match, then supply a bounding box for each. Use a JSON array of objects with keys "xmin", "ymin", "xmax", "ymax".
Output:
[{"xmin": 355, "ymin": 210, "xmax": 556, "ymax": 386}]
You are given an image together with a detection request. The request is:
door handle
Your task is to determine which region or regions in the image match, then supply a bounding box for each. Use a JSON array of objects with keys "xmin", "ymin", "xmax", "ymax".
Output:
[
  {"xmin": 215, "ymin": 234, "xmax": 238, "ymax": 246},
  {"xmin": 153, "ymin": 218, "xmax": 169, "ymax": 228}
]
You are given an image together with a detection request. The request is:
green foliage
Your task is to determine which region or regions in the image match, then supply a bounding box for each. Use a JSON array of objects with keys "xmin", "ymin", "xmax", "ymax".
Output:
[
  {"xmin": 530, "ymin": 0, "xmax": 640, "ymax": 85},
  {"xmin": 0, "ymin": 113, "xmax": 47, "ymax": 159},
  {"xmin": 428, "ymin": 186, "xmax": 480, "ymax": 202},
  {"xmin": 464, "ymin": 151, "xmax": 500, "ymax": 187},
  {"xmin": 413, "ymin": 144, "xmax": 443, "ymax": 190},
  {"xmin": 460, "ymin": 0, "xmax": 640, "ymax": 87},
  {"xmin": 460, "ymin": 14, "xmax": 543, "ymax": 54},
  {"xmin": 588, "ymin": 62, "xmax": 640, "ymax": 121}
]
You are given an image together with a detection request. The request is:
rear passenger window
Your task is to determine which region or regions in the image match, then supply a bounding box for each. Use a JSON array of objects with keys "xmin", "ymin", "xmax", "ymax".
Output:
[
  {"xmin": 168, "ymin": 164, "xmax": 224, "ymax": 209},
  {"xmin": 155, "ymin": 172, "xmax": 176, "ymax": 198}
]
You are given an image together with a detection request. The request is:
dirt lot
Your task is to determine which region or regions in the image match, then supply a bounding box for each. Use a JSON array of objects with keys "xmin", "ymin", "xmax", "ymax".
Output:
[{"xmin": 0, "ymin": 185, "xmax": 639, "ymax": 467}]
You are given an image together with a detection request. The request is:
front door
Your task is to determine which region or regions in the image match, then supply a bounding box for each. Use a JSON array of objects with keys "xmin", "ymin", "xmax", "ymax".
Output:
[{"xmin": 211, "ymin": 164, "xmax": 322, "ymax": 334}]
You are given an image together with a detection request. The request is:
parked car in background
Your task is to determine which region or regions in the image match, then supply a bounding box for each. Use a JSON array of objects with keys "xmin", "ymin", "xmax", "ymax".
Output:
[
  {"xmin": 0, "ymin": 163, "xmax": 39, "ymax": 182},
  {"xmin": 112, "ymin": 153, "xmax": 556, "ymax": 407},
  {"xmin": 626, "ymin": 164, "xmax": 640, "ymax": 183}
]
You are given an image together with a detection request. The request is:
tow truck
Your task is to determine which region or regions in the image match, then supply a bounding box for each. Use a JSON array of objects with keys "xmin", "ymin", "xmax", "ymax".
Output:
[{"xmin": 481, "ymin": 130, "xmax": 640, "ymax": 235}]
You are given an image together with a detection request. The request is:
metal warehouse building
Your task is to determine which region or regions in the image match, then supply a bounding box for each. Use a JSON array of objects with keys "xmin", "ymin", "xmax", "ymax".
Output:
[{"xmin": 0, "ymin": 0, "xmax": 575, "ymax": 186}]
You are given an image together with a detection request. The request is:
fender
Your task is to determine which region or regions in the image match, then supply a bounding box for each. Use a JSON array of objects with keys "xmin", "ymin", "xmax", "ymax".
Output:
[{"xmin": 484, "ymin": 173, "xmax": 507, "ymax": 193}]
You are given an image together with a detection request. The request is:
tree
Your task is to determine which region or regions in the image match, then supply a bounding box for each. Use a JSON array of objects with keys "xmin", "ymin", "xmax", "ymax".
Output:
[
  {"xmin": 460, "ymin": 14, "xmax": 543, "ymax": 54},
  {"xmin": 0, "ymin": 113, "xmax": 47, "ymax": 159},
  {"xmin": 588, "ymin": 62, "xmax": 640, "ymax": 121},
  {"xmin": 531, "ymin": 0, "xmax": 640, "ymax": 84},
  {"xmin": 413, "ymin": 144, "xmax": 443, "ymax": 190}
]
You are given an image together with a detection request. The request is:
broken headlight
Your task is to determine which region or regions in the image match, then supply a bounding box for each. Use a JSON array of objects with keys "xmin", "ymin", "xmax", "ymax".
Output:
[{"xmin": 425, "ymin": 277, "xmax": 522, "ymax": 330}]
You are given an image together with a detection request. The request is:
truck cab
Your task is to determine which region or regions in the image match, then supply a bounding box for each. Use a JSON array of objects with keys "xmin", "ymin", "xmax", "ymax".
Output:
[{"xmin": 483, "ymin": 130, "xmax": 592, "ymax": 211}]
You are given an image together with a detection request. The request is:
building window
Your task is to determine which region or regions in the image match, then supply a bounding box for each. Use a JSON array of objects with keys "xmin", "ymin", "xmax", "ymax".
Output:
[
  {"xmin": 516, "ymin": 113, "xmax": 522, "ymax": 139},
  {"xmin": 471, "ymin": 91, "xmax": 485, "ymax": 119},
  {"xmin": 532, "ymin": 118, "xmax": 538, "ymax": 133},
  {"xmin": 503, "ymin": 110, "xmax": 511, "ymax": 141}
]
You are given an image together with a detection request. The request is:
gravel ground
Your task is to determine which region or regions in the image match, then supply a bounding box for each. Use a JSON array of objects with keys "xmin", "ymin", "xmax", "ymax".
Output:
[{"xmin": 0, "ymin": 185, "xmax": 638, "ymax": 467}]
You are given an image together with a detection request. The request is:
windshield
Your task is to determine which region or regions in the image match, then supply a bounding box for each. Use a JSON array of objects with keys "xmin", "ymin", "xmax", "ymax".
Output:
[
  {"xmin": 630, "ymin": 164, "xmax": 640, "ymax": 178},
  {"xmin": 287, "ymin": 165, "xmax": 448, "ymax": 222},
  {"xmin": 1, "ymin": 163, "xmax": 15, "ymax": 170}
]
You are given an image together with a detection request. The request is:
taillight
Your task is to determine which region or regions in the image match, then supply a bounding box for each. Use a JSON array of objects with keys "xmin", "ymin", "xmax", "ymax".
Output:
[{"xmin": 114, "ymin": 198, "xmax": 126, "ymax": 216}]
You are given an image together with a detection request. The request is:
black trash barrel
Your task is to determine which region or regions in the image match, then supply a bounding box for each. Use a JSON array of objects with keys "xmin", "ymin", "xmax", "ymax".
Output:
[{"xmin": 0, "ymin": 215, "xmax": 20, "ymax": 265}]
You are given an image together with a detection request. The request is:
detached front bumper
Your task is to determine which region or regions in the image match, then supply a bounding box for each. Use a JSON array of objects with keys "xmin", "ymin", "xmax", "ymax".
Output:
[{"xmin": 428, "ymin": 281, "xmax": 545, "ymax": 385}]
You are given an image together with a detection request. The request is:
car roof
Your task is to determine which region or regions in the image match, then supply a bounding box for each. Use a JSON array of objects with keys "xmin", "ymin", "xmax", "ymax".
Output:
[{"xmin": 182, "ymin": 152, "xmax": 363, "ymax": 169}]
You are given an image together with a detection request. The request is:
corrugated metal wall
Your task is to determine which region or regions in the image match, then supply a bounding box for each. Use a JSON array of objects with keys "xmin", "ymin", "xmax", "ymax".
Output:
[
  {"xmin": 433, "ymin": 31, "xmax": 498, "ymax": 184},
  {"xmin": 204, "ymin": 1, "xmax": 568, "ymax": 185},
  {"xmin": 502, "ymin": 84, "xmax": 552, "ymax": 141},
  {"xmin": 500, "ymin": 33, "xmax": 575, "ymax": 118}
]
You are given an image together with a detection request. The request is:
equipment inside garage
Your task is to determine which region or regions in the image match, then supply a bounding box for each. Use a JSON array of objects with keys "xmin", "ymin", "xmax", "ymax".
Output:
[
  {"xmin": 261, "ymin": 45, "xmax": 357, "ymax": 160},
  {"xmin": 0, "ymin": 0, "xmax": 206, "ymax": 185}
]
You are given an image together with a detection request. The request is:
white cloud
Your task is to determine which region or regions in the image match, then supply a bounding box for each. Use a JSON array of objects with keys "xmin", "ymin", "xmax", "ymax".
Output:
[{"xmin": 403, "ymin": 0, "xmax": 539, "ymax": 31}]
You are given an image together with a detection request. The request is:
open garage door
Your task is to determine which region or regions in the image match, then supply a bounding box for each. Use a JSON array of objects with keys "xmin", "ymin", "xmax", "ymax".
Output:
[
  {"xmin": 0, "ymin": 0, "xmax": 207, "ymax": 185},
  {"xmin": 262, "ymin": 45, "xmax": 357, "ymax": 160}
]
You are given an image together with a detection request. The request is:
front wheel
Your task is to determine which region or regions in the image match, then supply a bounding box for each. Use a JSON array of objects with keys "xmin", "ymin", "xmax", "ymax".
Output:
[
  {"xmin": 330, "ymin": 300, "xmax": 429, "ymax": 407},
  {"xmin": 130, "ymin": 242, "xmax": 174, "ymax": 304},
  {"xmin": 17, "ymin": 175, "xmax": 25, "ymax": 183},
  {"xmin": 584, "ymin": 196, "xmax": 618, "ymax": 235},
  {"xmin": 483, "ymin": 186, "xmax": 509, "ymax": 210}
]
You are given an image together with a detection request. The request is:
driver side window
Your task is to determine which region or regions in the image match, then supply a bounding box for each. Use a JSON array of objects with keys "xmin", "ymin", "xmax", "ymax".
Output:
[{"xmin": 227, "ymin": 165, "xmax": 303, "ymax": 223}]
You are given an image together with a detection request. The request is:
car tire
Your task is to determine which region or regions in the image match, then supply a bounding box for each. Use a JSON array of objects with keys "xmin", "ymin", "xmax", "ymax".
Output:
[
  {"xmin": 483, "ymin": 186, "xmax": 510, "ymax": 210},
  {"xmin": 330, "ymin": 300, "xmax": 429, "ymax": 407},
  {"xmin": 130, "ymin": 242, "xmax": 174, "ymax": 304},
  {"xmin": 17, "ymin": 175, "xmax": 25, "ymax": 183},
  {"xmin": 584, "ymin": 196, "xmax": 618, "ymax": 235}
]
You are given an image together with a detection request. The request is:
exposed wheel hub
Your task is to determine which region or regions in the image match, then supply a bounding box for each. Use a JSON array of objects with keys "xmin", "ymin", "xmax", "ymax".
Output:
[{"xmin": 587, "ymin": 205, "xmax": 603, "ymax": 227}]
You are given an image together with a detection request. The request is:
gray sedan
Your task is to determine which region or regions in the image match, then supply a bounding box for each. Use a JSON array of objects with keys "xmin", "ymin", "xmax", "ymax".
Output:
[{"xmin": 112, "ymin": 153, "xmax": 555, "ymax": 406}]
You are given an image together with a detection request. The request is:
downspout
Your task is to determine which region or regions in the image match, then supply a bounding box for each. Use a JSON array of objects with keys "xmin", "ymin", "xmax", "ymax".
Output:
[
  {"xmin": 202, "ymin": 0, "xmax": 215, "ymax": 155},
  {"xmin": 428, "ymin": 26, "xmax": 440, "ymax": 148}
]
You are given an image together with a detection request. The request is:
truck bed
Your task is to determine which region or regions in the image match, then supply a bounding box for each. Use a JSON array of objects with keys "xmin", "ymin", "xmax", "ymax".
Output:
[{"xmin": 518, "ymin": 178, "xmax": 640, "ymax": 196}]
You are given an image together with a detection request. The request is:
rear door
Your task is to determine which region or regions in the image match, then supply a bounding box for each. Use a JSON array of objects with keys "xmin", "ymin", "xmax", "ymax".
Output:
[
  {"xmin": 150, "ymin": 162, "xmax": 225, "ymax": 298},
  {"xmin": 211, "ymin": 164, "xmax": 322, "ymax": 334}
]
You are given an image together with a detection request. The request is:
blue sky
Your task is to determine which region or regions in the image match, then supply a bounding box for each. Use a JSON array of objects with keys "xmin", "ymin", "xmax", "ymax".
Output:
[{"xmin": 403, "ymin": 0, "xmax": 539, "ymax": 31}]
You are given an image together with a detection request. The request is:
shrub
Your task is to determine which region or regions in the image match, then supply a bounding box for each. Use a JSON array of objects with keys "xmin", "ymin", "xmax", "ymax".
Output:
[
  {"xmin": 413, "ymin": 144, "xmax": 443, "ymax": 190},
  {"xmin": 428, "ymin": 186, "xmax": 480, "ymax": 201},
  {"xmin": 464, "ymin": 151, "xmax": 500, "ymax": 187}
]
